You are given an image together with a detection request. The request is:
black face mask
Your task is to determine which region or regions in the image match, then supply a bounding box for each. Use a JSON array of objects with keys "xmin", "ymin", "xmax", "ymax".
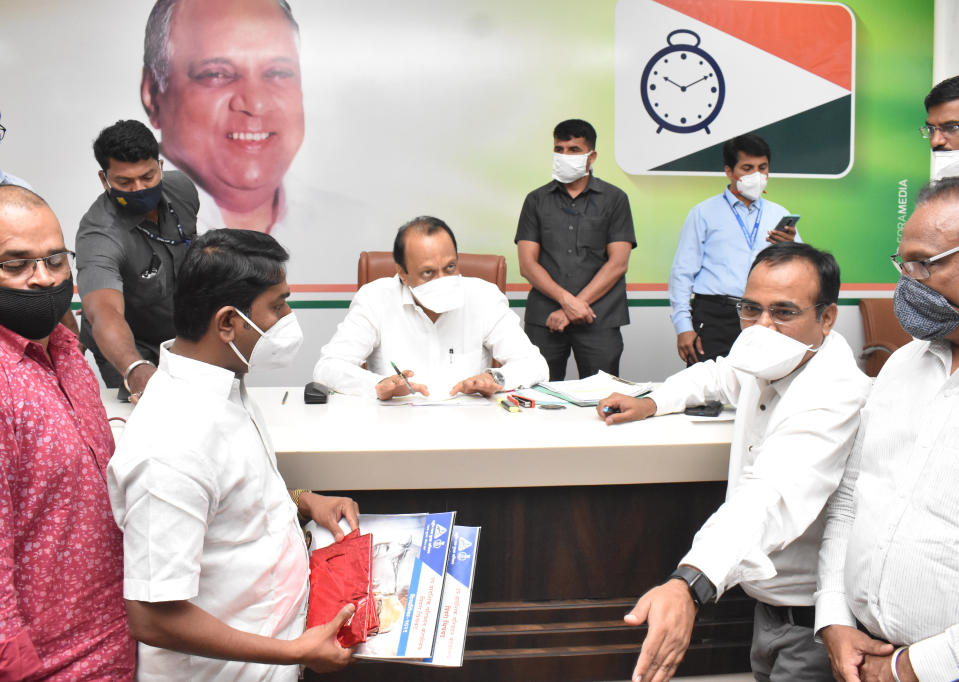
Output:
[
  {"xmin": 0, "ymin": 277, "xmax": 74, "ymax": 340},
  {"xmin": 110, "ymin": 180, "xmax": 164, "ymax": 214}
]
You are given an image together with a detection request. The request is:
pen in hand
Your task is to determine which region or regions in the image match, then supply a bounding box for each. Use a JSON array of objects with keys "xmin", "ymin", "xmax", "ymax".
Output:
[
  {"xmin": 390, "ymin": 361, "xmax": 418, "ymax": 396},
  {"xmin": 602, "ymin": 405, "xmax": 621, "ymax": 415}
]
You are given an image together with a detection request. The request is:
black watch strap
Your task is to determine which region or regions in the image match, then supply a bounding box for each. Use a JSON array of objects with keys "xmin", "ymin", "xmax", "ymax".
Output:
[{"xmin": 668, "ymin": 565, "xmax": 716, "ymax": 609}]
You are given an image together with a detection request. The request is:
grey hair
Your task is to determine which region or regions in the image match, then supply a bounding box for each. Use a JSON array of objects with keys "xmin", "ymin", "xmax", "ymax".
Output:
[
  {"xmin": 143, "ymin": 0, "xmax": 300, "ymax": 93},
  {"xmin": 917, "ymin": 176, "xmax": 959, "ymax": 206}
]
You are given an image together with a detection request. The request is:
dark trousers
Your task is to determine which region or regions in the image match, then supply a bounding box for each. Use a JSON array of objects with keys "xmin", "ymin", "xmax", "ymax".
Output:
[
  {"xmin": 525, "ymin": 323, "xmax": 623, "ymax": 381},
  {"xmin": 689, "ymin": 295, "xmax": 742, "ymax": 364}
]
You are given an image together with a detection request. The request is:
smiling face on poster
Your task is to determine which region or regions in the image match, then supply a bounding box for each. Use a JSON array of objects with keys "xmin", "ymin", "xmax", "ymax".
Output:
[{"xmin": 141, "ymin": 0, "xmax": 305, "ymax": 227}]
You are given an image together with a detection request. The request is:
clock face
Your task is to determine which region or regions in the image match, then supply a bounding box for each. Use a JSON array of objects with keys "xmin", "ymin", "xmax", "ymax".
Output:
[{"xmin": 641, "ymin": 46, "xmax": 724, "ymax": 133}]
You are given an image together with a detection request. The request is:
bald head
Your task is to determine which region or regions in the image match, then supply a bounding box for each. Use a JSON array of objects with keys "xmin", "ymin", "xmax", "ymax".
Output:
[
  {"xmin": 0, "ymin": 184, "xmax": 48, "ymax": 212},
  {"xmin": 0, "ymin": 187, "xmax": 65, "ymax": 279}
]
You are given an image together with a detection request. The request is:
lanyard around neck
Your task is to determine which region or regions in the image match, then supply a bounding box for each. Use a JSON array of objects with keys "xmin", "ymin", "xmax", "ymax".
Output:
[{"xmin": 724, "ymin": 194, "xmax": 762, "ymax": 249}]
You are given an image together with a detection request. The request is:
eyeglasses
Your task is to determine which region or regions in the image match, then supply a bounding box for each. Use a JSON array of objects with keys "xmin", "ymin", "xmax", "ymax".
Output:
[
  {"xmin": 736, "ymin": 299, "xmax": 823, "ymax": 325},
  {"xmin": 919, "ymin": 123, "xmax": 959, "ymax": 139},
  {"xmin": 891, "ymin": 244, "xmax": 959, "ymax": 280},
  {"xmin": 0, "ymin": 122, "xmax": 5, "ymax": 142},
  {"xmin": 0, "ymin": 251, "xmax": 75, "ymax": 280}
]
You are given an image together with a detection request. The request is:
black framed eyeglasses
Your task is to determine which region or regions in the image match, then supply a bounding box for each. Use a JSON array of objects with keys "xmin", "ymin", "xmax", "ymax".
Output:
[
  {"xmin": 919, "ymin": 123, "xmax": 959, "ymax": 139},
  {"xmin": 0, "ymin": 250, "xmax": 75, "ymax": 280},
  {"xmin": 736, "ymin": 299, "xmax": 823, "ymax": 325},
  {"xmin": 0, "ymin": 121, "xmax": 6, "ymax": 143},
  {"xmin": 890, "ymin": 244, "xmax": 959, "ymax": 280}
]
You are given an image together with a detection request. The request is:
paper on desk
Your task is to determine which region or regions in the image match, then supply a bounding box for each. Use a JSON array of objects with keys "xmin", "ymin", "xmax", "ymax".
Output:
[
  {"xmin": 536, "ymin": 371, "xmax": 653, "ymax": 407},
  {"xmin": 381, "ymin": 394, "xmax": 490, "ymax": 407}
]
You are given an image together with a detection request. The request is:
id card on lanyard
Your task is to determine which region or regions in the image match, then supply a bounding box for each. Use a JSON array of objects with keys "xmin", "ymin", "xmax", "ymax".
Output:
[{"xmin": 725, "ymin": 195, "xmax": 763, "ymax": 250}]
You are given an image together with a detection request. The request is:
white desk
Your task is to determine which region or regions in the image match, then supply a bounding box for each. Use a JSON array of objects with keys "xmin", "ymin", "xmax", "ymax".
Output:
[{"xmin": 104, "ymin": 386, "xmax": 734, "ymax": 490}]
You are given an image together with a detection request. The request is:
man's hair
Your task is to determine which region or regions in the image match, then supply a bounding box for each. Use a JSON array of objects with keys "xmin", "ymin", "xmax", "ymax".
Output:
[
  {"xmin": 174, "ymin": 228, "xmax": 289, "ymax": 341},
  {"xmin": 0, "ymin": 184, "xmax": 49, "ymax": 212},
  {"xmin": 392, "ymin": 216, "xmax": 458, "ymax": 272},
  {"xmin": 144, "ymin": 0, "xmax": 300, "ymax": 93},
  {"xmin": 553, "ymin": 119, "xmax": 597, "ymax": 149},
  {"xmin": 749, "ymin": 242, "xmax": 840, "ymax": 318},
  {"xmin": 916, "ymin": 175, "xmax": 959, "ymax": 206},
  {"xmin": 93, "ymin": 120, "xmax": 160, "ymax": 171},
  {"xmin": 722, "ymin": 134, "xmax": 771, "ymax": 169},
  {"xmin": 924, "ymin": 75, "xmax": 959, "ymax": 112}
]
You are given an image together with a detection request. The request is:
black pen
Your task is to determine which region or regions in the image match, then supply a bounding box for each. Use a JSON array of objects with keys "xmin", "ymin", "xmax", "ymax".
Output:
[
  {"xmin": 603, "ymin": 405, "xmax": 621, "ymax": 415},
  {"xmin": 281, "ymin": 391, "xmax": 289, "ymax": 405},
  {"xmin": 390, "ymin": 360, "xmax": 417, "ymax": 395}
]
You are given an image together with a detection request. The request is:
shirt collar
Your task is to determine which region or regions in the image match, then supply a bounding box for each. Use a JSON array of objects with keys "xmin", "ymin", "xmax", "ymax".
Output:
[
  {"xmin": 157, "ymin": 339, "xmax": 240, "ymax": 399},
  {"xmin": 0, "ymin": 323, "xmax": 75, "ymax": 365},
  {"xmin": 723, "ymin": 186, "xmax": 762, "ymax": 212},
  {"xmin": 549, "ymin": 173, "xmax": 603, "ymax": 195}
]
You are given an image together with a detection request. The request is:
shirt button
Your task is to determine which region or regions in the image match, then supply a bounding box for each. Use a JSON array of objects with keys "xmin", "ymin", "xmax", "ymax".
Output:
[
  {"xmin": 747, "ymin": 445, "xmax": 753, "ymax": 452},
  {"xmin": 567, "ymin": 249, "xmax": 573, "ymax": 254},
  {"xmin": 759, "ymin": 404, "xmax": 766, "ymax": 411},
  {"xmin": 568, "ymin": 225, "xmax": 574, "ymax": 231}
]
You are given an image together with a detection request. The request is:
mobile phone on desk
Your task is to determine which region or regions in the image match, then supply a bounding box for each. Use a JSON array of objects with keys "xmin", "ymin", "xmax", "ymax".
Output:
[
  {"xmin": 774, "ymin": 215, "xmax": 800, "ymax": 232},
  {"xmin": 684, "ymin": 400, "xmax": 723, "ymax": 417},
  {"xmin": 303, "ymin": 382, "xmax": 329, "ymax": 404}
]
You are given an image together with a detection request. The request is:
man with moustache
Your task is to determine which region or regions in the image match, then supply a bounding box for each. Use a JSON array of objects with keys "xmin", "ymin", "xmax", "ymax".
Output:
[
  {"xmin": 0, "ymin": 185, "xmax": 135, "ymax": 679},
  {"xmin": 816, "ymin": 178, "xmax": 959, "ymax": 682},
  {"xmin": 141, "ymin": 0, "xmax": 367, "ymax": 283}
]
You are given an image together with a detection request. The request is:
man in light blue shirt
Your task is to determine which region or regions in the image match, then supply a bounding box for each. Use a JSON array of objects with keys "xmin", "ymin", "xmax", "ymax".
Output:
[
  {"xmin": 669, "ymin": 134, "xmax": 797, "ymax": 364},
  {"xmin": 0, "ymin": 112, "xmax": 34, "ymax": 191}
]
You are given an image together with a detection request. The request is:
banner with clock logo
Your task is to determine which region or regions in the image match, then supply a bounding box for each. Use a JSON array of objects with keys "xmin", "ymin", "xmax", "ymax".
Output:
[{"xmin": 615, "ymin": 0, "xmax": 855, "ymax": 177}]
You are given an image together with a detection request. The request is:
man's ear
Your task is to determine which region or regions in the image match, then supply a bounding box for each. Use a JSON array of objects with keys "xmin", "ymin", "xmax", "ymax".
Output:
[
  {"xmin": 819, "ymin": 302, "xmax": 838, "ymax": 335},
  {"xmin": 141, "ymin": 68, "xmax": 162, "ymax": 128},
  {"xmin": 214, "ymin": 306, "xmax": 239, "ymax": 343},
  {"xmin": 98, "ymin": 170, "xmax": 110, "ymax": 193},
  {"xmin": 395, "ymin": 262, "xmax": 407, "ymax": 285}
]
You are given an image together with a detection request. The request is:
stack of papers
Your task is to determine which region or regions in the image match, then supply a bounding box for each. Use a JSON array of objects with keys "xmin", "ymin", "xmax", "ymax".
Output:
[
  {"xmin": 535, "ymin": 371, "xmax": 652, "ymax": 407},
  {"xmin": 306, "ymin": 512, "xmax": 480, "ymax": 666}
]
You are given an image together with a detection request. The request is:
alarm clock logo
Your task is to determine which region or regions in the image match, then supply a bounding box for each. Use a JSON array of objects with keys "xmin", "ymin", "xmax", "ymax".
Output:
[{"xmin": 641, "ymin": 29, "xmax": 725, "ymax": 135}]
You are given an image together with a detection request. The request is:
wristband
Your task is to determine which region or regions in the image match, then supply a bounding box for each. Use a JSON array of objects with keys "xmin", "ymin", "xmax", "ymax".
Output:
[
  {"xmin": 123, "ymin": 359, "xmax": 155, "ymax": 393},
  {"xmin": 890, "ymin": 646, "xmax": 907, "ymax": 682}
]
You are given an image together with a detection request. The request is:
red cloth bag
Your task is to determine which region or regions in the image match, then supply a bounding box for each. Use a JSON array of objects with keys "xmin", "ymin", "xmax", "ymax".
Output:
[{"xmin": 307, "ymin": 529, "xmax": 376, "ymax": 647}]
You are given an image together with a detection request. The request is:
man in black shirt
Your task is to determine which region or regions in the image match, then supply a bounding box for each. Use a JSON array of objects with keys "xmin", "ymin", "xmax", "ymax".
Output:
[{"xmin": 515, "ymin": 119, "xmax": 636, "ymax": 380}]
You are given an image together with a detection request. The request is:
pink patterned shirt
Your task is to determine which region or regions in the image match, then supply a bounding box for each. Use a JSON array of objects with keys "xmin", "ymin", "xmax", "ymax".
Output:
[{"xmin": 0, "ymin": 324, "xmax": 135, "ymax": 680}]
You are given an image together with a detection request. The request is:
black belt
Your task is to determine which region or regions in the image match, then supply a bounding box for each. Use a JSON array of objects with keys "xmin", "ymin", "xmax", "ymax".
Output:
[
  {"xmin": 763, "ymin": 604, "xmax": 816, "ymax": 629},
  {"xmin": 692, "ymin": 293, "xmax": 740, "ymax": 306},
  {"xmin": 856, "ymin": 619, "xmax": 890, "ymax": 644}
]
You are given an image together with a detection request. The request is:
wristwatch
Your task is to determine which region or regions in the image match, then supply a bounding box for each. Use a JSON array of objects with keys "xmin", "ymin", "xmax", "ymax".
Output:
[
  {"xmin": 668, "ymin": 565, "xmax": 716, "ymax": 609},
  {"xmin": 485, "ymin": 368, "xmax": 505, "ymax": 386}
]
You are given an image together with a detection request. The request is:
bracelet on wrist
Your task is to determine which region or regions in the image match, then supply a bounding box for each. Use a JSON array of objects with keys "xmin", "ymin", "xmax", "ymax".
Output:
[
  {"xmin": 890, "ymin": 646, "xmax": 907, "ymax": 682},
  {"xmin": 123, "ymin": 359, "xmax": 155, "ymax": 393}
]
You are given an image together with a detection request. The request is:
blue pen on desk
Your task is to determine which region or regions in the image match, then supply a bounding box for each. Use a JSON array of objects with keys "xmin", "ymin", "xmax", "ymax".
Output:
[{"xmin": 389, "ymin": 361, "xmax": 417, "ymax": 396}]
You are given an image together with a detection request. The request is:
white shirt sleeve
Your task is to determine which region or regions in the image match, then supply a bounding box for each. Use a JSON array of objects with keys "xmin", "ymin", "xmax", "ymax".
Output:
[
  {"xmin": 108, "ymin": 455, "xmax": 216, "ymax": 603},
  {"xmin": 313, "ymin": 285, "xmax": 389, "ymax": 397},
  {"xmin": 482, "ymin": 291, "xmax": 549, "ymax": 390},
  {"xmin": 645, "ymin": 356, "xmax": 743, "ymax": 416}
]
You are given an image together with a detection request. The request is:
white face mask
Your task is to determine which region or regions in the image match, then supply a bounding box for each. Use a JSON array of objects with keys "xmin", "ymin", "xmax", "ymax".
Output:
[
  {"xmin": 409, "ymin": 274, "xmax": 464, "ymax": 314},
  {"xmin": 724, "ymin": 324, "xmax": 818, "ymax": 381},
  {"xmin": 932, "ymin": 150, "xmax": 959, "ymax": 180},
  {"xmin": 552, "ymin": 151, "xmax": 592, "ymax": 184},
  {"xmin": 735, "ymin": 171, "xmax": 768, "ymax": 202},
  {"xmin": 228, "ymin": 309, "xmax": 304, "ymax": 371}
]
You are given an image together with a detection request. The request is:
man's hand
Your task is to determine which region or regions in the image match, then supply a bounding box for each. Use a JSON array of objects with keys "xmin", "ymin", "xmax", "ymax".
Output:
[
  {"xmin": 128, "ymin": 363, "xmax": 157, "ymax": 404},
  {"xmin": 450, "ymin": 372, "xmax": 502, "ymax": 397},
  {"xmin": 860, "ymin": 648, "xmax": 918, "ymax": 682},
  {"xmin": 293, "ymin": 604, "xmax": 356, "ymax": 673},
  {"xmin": 375, "ymin": 370, "xmax": 429, "ymax": 400},
  {"xmin": 766, "ymin": 224, "xmax": 797, "ymax": 244},
  {"xmin": 560, "ymin": 292, "xmax": 596, "ymax": 324},
  {"xmin": 624, "ymin": 579, "xmax": 697, "ymax": 682},
  {"xmin": 298, "ymin": 493, "xmax": 359, "ymax": 541},
  {"xmin": 676, "ymin": 331, "xmax": 702, "ymax": 364},
  {"xmin": 546, "ymin": 309, "xmax": 570, "ymax": 332},
  {"xmin": 596, "ymin": 394, "xmax": 657, "ymax": 425},
  {"xmin": 821, "ymin": 625, "xmax": 895, "ymax": 682}
]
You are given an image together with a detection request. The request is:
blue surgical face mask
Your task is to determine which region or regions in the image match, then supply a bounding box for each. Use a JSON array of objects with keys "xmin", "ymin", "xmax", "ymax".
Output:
[{"xmin": 893, "ymin": 275, "xmax": 959, "ymax": 340}]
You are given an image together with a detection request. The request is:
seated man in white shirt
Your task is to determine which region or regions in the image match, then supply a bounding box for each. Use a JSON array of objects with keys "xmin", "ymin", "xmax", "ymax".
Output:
[
  {"xmin": 816, "ymin": 177, "xmax": 959, "ymax": 682},
  {"xmin": 597, "ymin": 242, "xmax": 871, "ymax": 682},
  {"xmin": 314, "ymin": 215, "xmax": 549, "ymax": 400},
  {"xmin": 108, "ymin": 228, "xmax": 359, "ymax": 680}
]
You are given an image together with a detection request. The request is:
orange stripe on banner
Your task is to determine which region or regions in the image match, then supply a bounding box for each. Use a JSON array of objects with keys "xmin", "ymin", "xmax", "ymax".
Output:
[
  {"xmin": 841, "ymin": 283, "xmax": 895, "ymax": 291},
  {"xmin": 655, "ymin": 0, "xmax": 853, "ymax": 91}
]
